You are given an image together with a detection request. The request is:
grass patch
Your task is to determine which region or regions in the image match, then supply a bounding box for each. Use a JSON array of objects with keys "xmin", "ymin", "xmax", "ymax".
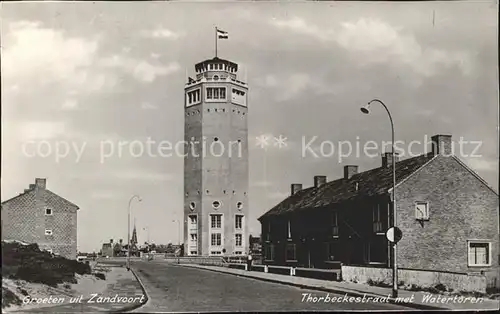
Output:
[
  {"xmin": 2, "ymin": 241, "xmax": 91, "ymax": 287},
  {"xmin": 366, "ymin": 278, "xmax": 391, "ymax": 288}
]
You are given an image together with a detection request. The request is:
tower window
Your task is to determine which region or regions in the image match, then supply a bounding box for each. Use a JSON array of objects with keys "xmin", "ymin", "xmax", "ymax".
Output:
[
  {"xmin": 235, "ymin": 234, "xmax": 243, "ymax": 247},
  {"xmin": 235, "ymin": 215, "xmax": 243, "ymax": 229},
  {"xmin": 211, "ymin": 233, "xmax": 222, "ymax": 246},
  {"xmin": 236, "ymin": 202, "xmax": 243, "ymax": 210},
  {"xmin": 212, "ymin": 201, "xmax": 221, "ymax": 209},
  {"xmin": 214, "ymin": 137, "xmax": 219, "ymax": 142},
  {"xmin": 210, "ymin": 214, "xmax": 222, "ymax": 229},
  {"xmin": 206, "ymin": 87, "xmax": 226, "ymax": 101},
  {"xmin": 189, "ymin": 202, "xmax": 196, "ymax": 210},
  {"xmin": 223, "ymin": 190, "xmax": 226, "ymax": 194},
  {"xmin": 206, "ymin": 190, "xmax": 210, "ymax": 194}
]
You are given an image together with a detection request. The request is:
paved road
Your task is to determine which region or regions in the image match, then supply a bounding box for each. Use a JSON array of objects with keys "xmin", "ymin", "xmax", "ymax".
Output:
[{"xmin": 130, "ymin": 261, "xmax": 407, "ymax": 312}]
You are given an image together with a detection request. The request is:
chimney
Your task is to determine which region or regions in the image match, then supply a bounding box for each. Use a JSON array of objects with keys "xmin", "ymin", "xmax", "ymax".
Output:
[
  {"xmin": 314, "ymin": 176, "xmax": 327, "ymax": 188},
  {"xmin": 35, "ymin": 178, "xmax": 46, "ymax": 189},
  {"xmin": 291, "ymin": 184, "xmax": 303, "ymax": 195},
  {"xmin": 24, "ymin": 189, "xmax": 30, "ymax": 193},
  {"xmin": 29, "ymin": 184, "xmax": 36, "ymax": 189},
  {"xmin": 110, "ymin": 239, "xmax": 113, "ymax": 244},
  {"xmin": 343, "ymin": 165, "xmax": 358, "ymax": 179},
  {"xmin": 119, "ymin": 239, "xmax": 123, "ymax": 245},
  {"xmin": 431, "ymin": 134, "xmax": 452, "ymax": 156},
  {"xmin": 382, "ymin": 152, "xmax": 400, "ymax": 168}
]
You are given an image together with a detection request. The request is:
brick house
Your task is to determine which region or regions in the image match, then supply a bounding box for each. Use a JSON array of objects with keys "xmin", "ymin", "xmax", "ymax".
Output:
[
  {"xmin": 258, "ymin": 135, "xmax": 499, "ymax": 287},
  {"xmin": 1, "ymin": 178, "xmax": 79, "ymax": 259}
]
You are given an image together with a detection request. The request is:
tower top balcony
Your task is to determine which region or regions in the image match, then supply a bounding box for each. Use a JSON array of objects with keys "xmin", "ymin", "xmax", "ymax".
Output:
[
  {"xmin": 186, "ymin": 57, "xmax": 247, "ymax": 87},
  {"xmin": 195, "ymin": 57, "xmax": 238, "ymax": 73}
]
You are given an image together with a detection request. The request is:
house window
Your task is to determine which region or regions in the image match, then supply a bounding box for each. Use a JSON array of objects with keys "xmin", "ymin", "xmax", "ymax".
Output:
[
  {"xmin": 45, "ymin": 229, "xmax": 53, "ymax": 236},
  {"xmin": 286, "ymin": 243, "xmax": 297, "ymax": 261},
  {"xmin": 415, "ymin": 201, "xmax": 429, "ymax": 220},
  {"xmin": 287, "ymin": 220, "xmax": 292, "ymax": 239},
  {"xmin": 210, "ymin": 251, "xmax": 222, "ymax": 255},
  {"xmin": 468, "ymin": 241, "xmax": 491, "ymax": 266},
  {"xmin": 211, "ymin": 233, "xmax": 222, "ymax": 246},
  {"xmin": 331, "ymin": 211, "xmax": 339, "ymax": 236},
  {"xmin": 234, "ymin": 251, "xmax": 242, "ymax": 255},
  {"xmin": 264, "ymin": 244, "xmax": 275, "ymax": 261},
  {"xmin": 324, "ymin": 241, "xmax": 340, "ymax": 261},
  {"xmin": 235, "ymin": 234, "xmax": 242, "ymax": 247},
  {"xmin": 210, "ymin": 214, "xmax": 222, "ymax": 229},
  {"xmin": 45, "ymin": 208, "xmax": 53, "ymax": 215},
  {"xmin": 46, "ymin": 249, "xmax": 53, "ymax": 254},
  {"xmin": 235, "ymin": 215, "xmax": 243, "ymax": 229},
  {"xmin": 373, "ymin": 204, "xmax": 383, "ymax": 233},
  {"xmin": 190, "ymin": 251, "xmax": 198, "ymax": 255},
  {"xmin": 265, "ymin": 221, "xmax": 271, "ymax": 241}
]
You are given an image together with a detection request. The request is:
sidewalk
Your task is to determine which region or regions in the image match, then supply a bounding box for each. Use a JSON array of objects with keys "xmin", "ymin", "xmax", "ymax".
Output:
[
  {"xmin": 11, "ymin": 266, "xmax": 147, "ymax": 313},
  {"xmin": 180, "ymin": 264, "xmax": 499, "ymax": 311}
]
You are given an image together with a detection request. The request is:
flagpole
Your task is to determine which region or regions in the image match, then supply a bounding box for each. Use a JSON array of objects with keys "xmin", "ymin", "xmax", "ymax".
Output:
[{"xmin": 215, "ymin": 26, "xmax": 218, "ymax": 58}]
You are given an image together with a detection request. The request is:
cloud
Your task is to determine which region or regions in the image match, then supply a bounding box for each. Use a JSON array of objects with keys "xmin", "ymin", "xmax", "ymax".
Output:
[
  {"xmin": 61, "ymin": 99, "xmax": 79, "ymax": 110},
  {"xmin": 113, "ymin": 171, "xmax": 175, "ymax": 182},
  {"xmin": 17, "ymin": 121, "xmax": 67, "ymax": 140},
  {"xmin": 259, "ymin": 73, "xmax": 346, "ymax": 101},
  {"xmin": 3, "ymin": 20, "xmax": 99, "ymax": 85},
  {"xmin": 267, "ymin": 191, "xmax": 290, "ymax": 200},
  {"xmin": 141, "ymin": 102, "xmax": 159, "ymax": 110},
  {"xmin": 90, "ymin": 191, "xmax": 118, "ymax": 200},
  {"xmin": 466, "ymin": 158, "xmax": 498, "ymax": 172},
  {"xmin": 100, "ymin": 55, "xmax": 180, "ymax": 82},
  {"xmin": 271, "ymin": 17, "xmax": 471, "ymax": 76},
  {"xmin": 142, "ymin": 27, "xmax": 182, "ymax": 39}
]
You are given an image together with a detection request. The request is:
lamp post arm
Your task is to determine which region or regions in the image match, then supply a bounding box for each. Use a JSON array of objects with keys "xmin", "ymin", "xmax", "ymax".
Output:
[{"xmin": 367, "ymin": 98, "xmax": 397, "ymax": 298}]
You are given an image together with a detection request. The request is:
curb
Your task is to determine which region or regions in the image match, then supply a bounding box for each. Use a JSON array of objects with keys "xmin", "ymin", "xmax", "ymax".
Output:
[
  {"xmin": 112, "ymin": 267, "xmax": 149, "ymax": 313},
  {"xmin": 179, "ymin": 264, "xmax": 444, "ymax": 311}
]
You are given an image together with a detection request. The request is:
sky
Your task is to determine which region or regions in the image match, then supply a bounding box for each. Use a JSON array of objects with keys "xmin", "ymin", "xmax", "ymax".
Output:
[{"xmin": 1, "ymin": 1, "xmax": 498, "ymax": 253}]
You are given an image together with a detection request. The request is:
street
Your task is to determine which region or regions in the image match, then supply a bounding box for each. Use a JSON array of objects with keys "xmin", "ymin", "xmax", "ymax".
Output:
[{"xmin": 130, "ymin": 261, "xmax": 407, "ymax": 312}]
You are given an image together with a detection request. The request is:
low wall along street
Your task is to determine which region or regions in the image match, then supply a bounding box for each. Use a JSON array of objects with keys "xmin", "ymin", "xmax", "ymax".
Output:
[{"xmin": 341, "ymin": 266, "xmax": 487, "ymax": 293}]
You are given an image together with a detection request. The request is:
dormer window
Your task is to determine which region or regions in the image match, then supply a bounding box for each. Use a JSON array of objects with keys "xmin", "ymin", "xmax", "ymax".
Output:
[{"xmin": 45, "ymin": 208, "xmax": 53, "ymax": 216}]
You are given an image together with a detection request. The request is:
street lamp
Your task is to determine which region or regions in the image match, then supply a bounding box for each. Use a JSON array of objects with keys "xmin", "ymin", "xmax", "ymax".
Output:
[
  {"xmin": 172, "ymin": 219, "xmax": 181, "ymax": 263},
  {"xmin": 361, "ymin": 99, "xmax": 398, "ymax": 298},
  {"xmin": 127, "ymin": 195, "xmax": 142, "ymax": 270}
]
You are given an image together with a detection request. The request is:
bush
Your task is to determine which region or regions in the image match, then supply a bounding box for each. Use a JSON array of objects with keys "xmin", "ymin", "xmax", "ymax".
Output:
[
  {"xmin": 434, "ymin": 283, "xmax": 447, "ymax": 291},
  {"xmin": 94, "ymin": 272, "xmax": 106, "ymax": 280},
  {"xmin": 2, "ymin": 241, "xmax": 91, "ymax": 287},
  {"xmin": 2, "ymin": 287, "xmax": 22, "ymax": 309}
]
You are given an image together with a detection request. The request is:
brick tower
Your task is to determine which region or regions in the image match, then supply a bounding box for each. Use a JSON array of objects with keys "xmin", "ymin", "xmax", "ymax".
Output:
[{"xmin": 184, "ymin": 57, "xmax": 249, "ymax": 256}]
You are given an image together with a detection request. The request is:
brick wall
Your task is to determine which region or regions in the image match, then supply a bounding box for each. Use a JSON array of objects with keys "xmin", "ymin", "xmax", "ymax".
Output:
[
  {"xmin": 396, "ymin": 155, "xmax": 499, "ymax": 285},
  {"xmin": 1, "ymin": 180, "xmax": 78, "ymax": 259}
]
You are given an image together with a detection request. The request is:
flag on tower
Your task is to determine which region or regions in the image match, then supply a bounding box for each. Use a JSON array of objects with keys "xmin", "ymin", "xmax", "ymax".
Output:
[{"xmin": 217, "ymin": 28, "xmax": 228, "ymax": 39}]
